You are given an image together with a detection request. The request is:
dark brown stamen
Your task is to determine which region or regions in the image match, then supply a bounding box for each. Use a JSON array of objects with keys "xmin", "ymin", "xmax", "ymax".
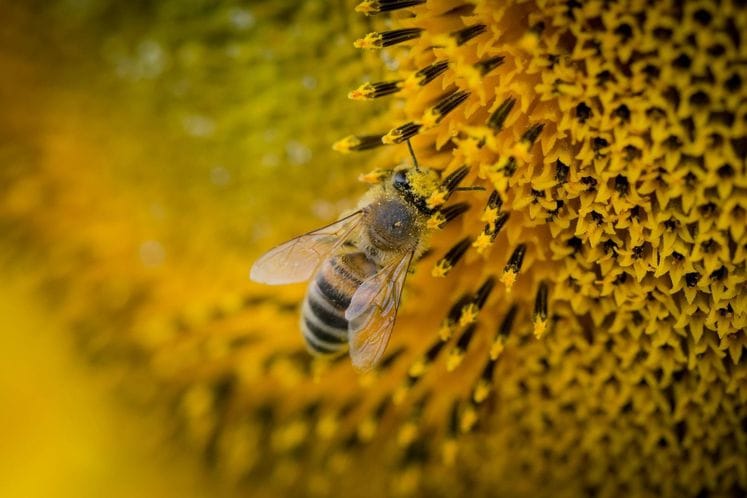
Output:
[
  {"xmin": 441, "ymin": 165, "xmax": 470, "ymax": 193},
  {"xmin": 504, "ymin": 244, "xmax": 527, "ymax": 274},
  {"xmin": 448, "ymin": 401, "xmax": 460, "ymax": 436},
  {"xmin": 415, "ymin": 60, "xmax": 449, "ymax": 86},
  {"xmin": 484, "ymin": 212, "xmax": 510, "ymax": 242},
  {"xmin": 487, "ymin": 97, "xmax": 516, "ymax": 131},
  {"xmin": 333, "ymin": 134, "xmax": 386, "ymax": 152},
  {"xmin": 439, "ymin": 202, "xmax": 470, "ymax": 225},
  {"xmin": 498, "ymin": 305, "xmax": 518, "ymax": 338},
  {"xmin": 448, "ymin": 294, "xmax": 474, "ymax": 324},
  {"xmin": 533, "ymin": 281, "xmax": 548, "ymax": 322},
  {"xmin": 452, "ymin": 24, "xmax": 487, "ymax": 45},
  {"xmin": 414, "ymin": 59, "xmax": 450, "ymax": 86},
  {"xmin": 378, "ymin": 28, "xmax": 424, "ymax": 47},
  {"xmin": 474, "ymin": 55, "xmax": 505, "ymax": 76},
  {"xmin": 349, "ymin": 80, "xmax": 403, "ymax": 99},
  {"xmin": 486, "ymin": 190, "xmax": 502, "ymax": 211},
  {"xmin": 424, "ymin": 339, "xmax": 446, "ymax": 364},
  {"xmin": 427, "ymin": 90, "xmax": 470, "ymax": 124},
  {"xmin": 522, "ymin": 123, "xmax": 545, "ymax": 146},
  {"xmin": 355, "ymin": 0, "xmax": 426, "ymax": 15},
  {"xmin": 501, "ymin": 157, "xmax": 517, "ymax": 177},
  {"xmin": 492, "ymin": 212, "xmax": 510, "ymax": 234},
  {"xmin": 443, "ymin": 237, "xmax": 472, "ymax": 266},
  {"xmin": 480, "ymin": 357, "xmax": 497, "ymax": 382},
  {"xmin": 473, "ymin": 277, "xmax": 496, "ymax": 309},
  {"xmin": 354, "ymin": 28, "xmax": 424, "ymax": 49},
  {"xmin": 455, "ymin": 323, "xmax": 477, "ymax": 352},
  {"xmin": 379, "ymin": 347, "xmax": 405, "ymax": 370},
  {"xmin": 383, "ymin": 122, "xmax": 422, "ymax": 144}
]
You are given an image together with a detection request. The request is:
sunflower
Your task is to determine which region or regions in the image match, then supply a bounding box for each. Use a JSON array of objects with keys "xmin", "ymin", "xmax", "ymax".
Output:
[{"xmin": 0, "ymin": 1, "xmax": 745, "ymax": 498}]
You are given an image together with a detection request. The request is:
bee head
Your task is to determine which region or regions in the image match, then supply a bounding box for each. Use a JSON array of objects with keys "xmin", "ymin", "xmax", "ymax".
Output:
[{"xmin": 391, "ymin": 167, "xmax": 440, "ymax": 214}]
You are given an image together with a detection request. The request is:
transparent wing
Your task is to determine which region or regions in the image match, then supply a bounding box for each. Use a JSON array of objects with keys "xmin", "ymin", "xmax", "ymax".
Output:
[
  {"xmin": 250, "ymin": 211, "xmax": 363, "ymax": 285},
  {"xmin": 345, "ymin": 251, "xmax": 413, "ymax": 372}
]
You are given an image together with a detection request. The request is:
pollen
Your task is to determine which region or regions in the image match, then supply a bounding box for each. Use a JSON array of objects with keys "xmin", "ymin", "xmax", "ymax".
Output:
[
  {"xmin": 426, "ymin": 212, "xmax": 446, "ymax": 230},
  {"xmin": 458, "ymin": 303, "xmax": 478, "ymax": 326},
  {"xmin": 425, "ymin": 188, "xmax": 448, "ymax": 210},
  {"xmin": 430, "ymin": 259, "xmax": 451, "ymax": 278},
  {"xmin": 471, "ymin": 230, "xmax": 494, "ymax": 255}
]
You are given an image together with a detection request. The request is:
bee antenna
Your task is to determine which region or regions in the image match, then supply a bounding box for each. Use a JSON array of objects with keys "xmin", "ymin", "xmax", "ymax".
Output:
[
  {"xmin": 453, "ymin": 186, "xmax": 486, "ymax": 192},
  {"xmin": 406, "ymin": 139, "xmax": 421, "ymax": 172}
]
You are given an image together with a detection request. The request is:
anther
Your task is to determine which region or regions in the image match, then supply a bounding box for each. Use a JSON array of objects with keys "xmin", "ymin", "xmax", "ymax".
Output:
[
  {"xmin": 383, "ymin": 122, "xmax": 422, "ymax": 144},
  {"xmin": 378, "ymin": 347, "xmax": 405, "ymax": 371},
  {"xmin": 423, "ymin": 90, "xmax": 470, "ymax": 128},
  {"xmin": 473, "ymin": 276, "xmax": 496, "ymax": 309},
  {"xmin": 459, "ymin": 276, "xmax": 496, "ymax": 326},
  {"xmin": 441, "ymin": 202, "xmax": 470, "ymax": 224},
  {"xmin": 480, "ymin": 191, "xmax": 503, "ymax": 228},
  {"xmin": 354, "ymin": 28, "xmax": 424, "ymax": 49},
  {"xmin": 532, "ymin": 281, "xmax": 549, "ymax": 339},
  {"xmin": 428, "ymin": 202, "xmax": 470, "ymax": 229},
  {"xmin": 448, "ymin": 401, "xmax": 460, "ymax": 437},
  {"xmin": 614, "ymin": 174, "xmax": 630, "ymax": 196},
  {"xmin": 555, "ymin": 159, "xmax": 570, "ymax": 184},
  {"xmin": 492, "ymin": 212, "xmax": 510, "ymax": 235},
  {"xmin": 408, "ymin": 59, "xmax": 450, "ymax": 87},
  {"xmin": 473, "ymin": 358, "xmax": 497, "ymax": 403},
  {"xmin": 498, "ymin": 157, "xmax": 517, "ymax": 177},
  {"xmin": 474, "ymin": 55, "xmax": 505, "ymax": 76},
  {"xmin": 355, "ymin": 0, "xmax": 426, "ymax": 15},
  {"xmin": 452, "ymin": 24, "xmax": 487, "ymax": 46},
  {"xmin": 406, "ymin": 339, "xmax": 446, "ymax": 382},
  {"xmin": 487, "ymin": 97, "xmax": 516, "ymax": 131},
  {"xmin": 333, "ymin": 134, "xmax": 386, "ymax": 152},
  {"xmin": 490, "ymin": 305, "xmax": 517, "ymax": 359},
  {"xmin": 444, "ymin": 400, "xmax": 478, "ymax": 441},
  {"xmin": 473, "ymin": 212, "xmax": 509, "ymax": 254},
  {"xmin": 522, "ymin": 123, "xmax": 545, "ymax": 146},
  {"xmin": 501, "ymin": 244, "xmax": 527, "ymax": 290},
  {"xmin": 486, "ymin": 190, "xmax": 503, "ymax": 211},
  {"xmin": 439, "ymin": 294, "xmax": 472, "ymax": 340},
  {"xmin": 446, "ymin": 324, "xmax": 477, "ymax": 371},
  {"xmin": 348, "ymin": 80, "xmax": 403, "ymax": 100},
  {"xmin": 426, "ymin": 165, "xmax": 471, "ymax": 210},
  {"xmin": 432, "ymin": 237, "xmax": 472, "ymax": 277},
  {"xmin": 459, "ymin": 401, "xmax": 478, "ymax": 433},
  {"xmin": 442, "ymin": 165, "xmax": 471, "ymax": 193}
]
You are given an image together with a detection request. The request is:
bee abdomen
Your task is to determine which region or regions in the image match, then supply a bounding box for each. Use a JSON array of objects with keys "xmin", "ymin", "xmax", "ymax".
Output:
[
  {"xmin": 315, "ymin": 272, "xmax": 353, "ymax": 309},
  {"xmin": 301, "ymin": 253, "xmax": 377, "ymax": 356},
  {"xmin": 301, "ymin": 297, "xmax": 348, "ymax": 355},
  {"xmin": 308, "ymin": 293, "xmax": 348, "ymax": 329}
]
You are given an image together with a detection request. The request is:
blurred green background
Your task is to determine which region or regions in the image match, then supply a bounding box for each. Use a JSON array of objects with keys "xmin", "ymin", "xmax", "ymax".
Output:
[{"xmin": 0, "ymin": 2, "xmax": 386, "ymax": 496}]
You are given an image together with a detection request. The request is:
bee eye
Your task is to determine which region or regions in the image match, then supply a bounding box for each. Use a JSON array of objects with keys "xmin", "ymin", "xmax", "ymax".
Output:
[{"xmin": 393, "ymin": 170, "xmax": 410, "ymax": 192}]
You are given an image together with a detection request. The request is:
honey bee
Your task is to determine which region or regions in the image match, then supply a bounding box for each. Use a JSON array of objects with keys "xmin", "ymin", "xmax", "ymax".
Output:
[{"xmin": 250, "ymin": 144, "xmax": 473, "ymax": 371}]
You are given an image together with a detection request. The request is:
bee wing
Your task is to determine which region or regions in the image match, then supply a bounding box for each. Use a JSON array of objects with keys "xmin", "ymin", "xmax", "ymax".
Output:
[
  {"xmin": 250, "ymin": 211, "xmax": 364, "ymax": 285},
  {"xmin": 345, "ymin": 251, "xmax": 413, "ymax": 372}
]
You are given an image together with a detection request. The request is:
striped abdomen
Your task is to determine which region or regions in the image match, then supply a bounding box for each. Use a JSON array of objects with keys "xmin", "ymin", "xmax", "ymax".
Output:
[{"xmin": 301, "ymin": 252, "xmax": 378, "ymax": 356}]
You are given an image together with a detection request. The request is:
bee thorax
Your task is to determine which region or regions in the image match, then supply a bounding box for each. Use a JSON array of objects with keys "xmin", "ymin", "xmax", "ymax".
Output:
[{"xmin": 366, "ymin": 199, "xmax": 418, "ymax": 251}]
